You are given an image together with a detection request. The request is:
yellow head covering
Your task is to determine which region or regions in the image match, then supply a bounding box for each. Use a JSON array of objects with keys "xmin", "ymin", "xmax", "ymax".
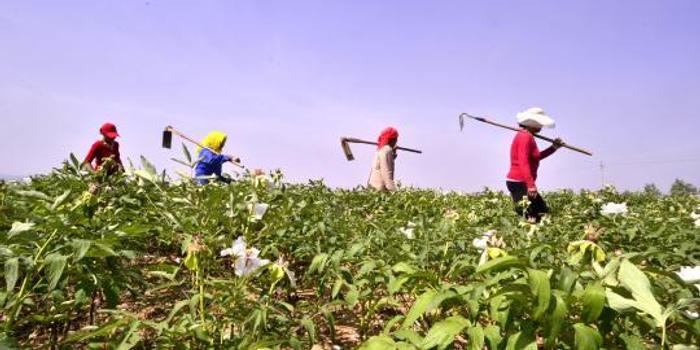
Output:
[{"xmin": 198, "ymin": 131, "xmax": 228, "ymax": 154}]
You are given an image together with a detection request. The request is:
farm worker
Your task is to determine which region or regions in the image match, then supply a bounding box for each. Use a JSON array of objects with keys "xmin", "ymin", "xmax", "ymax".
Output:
[
  {"xmin": 83, "ymin": 122, "xmax": 123, "ymax": 174},
  {"xmin": 506, "ymin": 108, "xmax": 563, "ymax": 223},
  {"xmin": 194, "ymin": 131, "xmax": 240, "ymax": 185},
  {"xmin": 368, "ymin": 127, "xmax": 399, "ymax": 191}
]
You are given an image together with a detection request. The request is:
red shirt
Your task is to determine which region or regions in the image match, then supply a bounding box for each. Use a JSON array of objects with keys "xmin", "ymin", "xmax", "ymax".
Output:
[
  {"xmin": 506, "ymin": 130, "xmax": 556, "ymax": 189},
  {"xmin": 85, "ymin": 140, "xmax": 122, "ymax": 171}
]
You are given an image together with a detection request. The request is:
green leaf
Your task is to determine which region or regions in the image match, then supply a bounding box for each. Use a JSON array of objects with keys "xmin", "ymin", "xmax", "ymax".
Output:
[
  {"xmin": 116, "ymin": 321, "xmax": 141, "ymax": 350},
  {"xmin": 140, "ymin": 156, "xmax": 157, "ymax": 176},
  {"xmin": 619, "ymin": 334, "xmax": 646, "ymax": 350},
  {"xmin": 331, "ymin": 278, "xmax": 344, "ymax": 299},
  {"xmin": 182, "ymin": 143, "xmax": 192, "ymax": 164},
  {"xmin": 402, "ymin": 290, "xmax": 437, "ymax": 328},
  {"xmin": 383, "ymin": 315, "xmax": 404, "ymax": 335},
  {"xmin": 301, "ymin": 318, "xmax": 316, "ymax": 344},
  {"xmin": 44, "ymin": 253, "xmax": 68, "ymax": 291},
  {"xmin": 420, "ymin": 316, "xmax": 470, "ymax": 350},
  {"xmin": 345, "ymin": 285, "xmax": 359, "ymax": 307},
  {"xmin": 582, "ymin": 282, "xmax": 605, "ymax": 323},
  {"xmin": 617, "ymin": 259, "xmax": 664, "ymax": 325},
  {"xmin": 394, "ymin": 329, "xmax": 423, "ymax": 347},
  {"xmin": 69, "ymin": 153, "xmax": 81, "ymax": 168},
  {"xmin": 545, "ymin": 292, "xmax": 568, "ymax": 347},
  {"xmin": 165, "ymin": 300, "xmax": 189, "ymax": 323},
  {"xmin": 573, "ymin": 323, "xmax": 602, "ymax": 350},
  {"xmin": 359, "ymin": 335, "xmax": 397, "ymax": 350},
  {"xmin": 5, "ymin": 257, "xmax": 19, "ymax": 292},
  {"xmin": 388, "ymin": 276, "xmax": 410, "ymax": 295},
  {"xmin": 483, "ymin": 325, "xmax": 502, "ymax": 350},
  {"xmin": 14, "ymin": 190, "xmax": 50, "ymax": 201},
  {"xmin": 466, "ymin": 325, "xmax": 485, "ymax": 350},
  {"xmin": 605, "ymin": 290, "xmax": 638, "ymax": 312},
  {"xmin": 66, "ymin": 318, "xmax": 129, "ymax": 342},
  {"xmin": 71, "ymin": 239, "xmax": 92, "ymax": 261},
  {"xmin": 392, "ymin": 262, "xmax": 417, "ymax": 274},
  {"xmin": 308, "ymin": 253, "xmax": 329, "ymax": 275},
  {"xmin": 557, "ymin": 266, "xmax": 578, "ymax": 293},
  {"xmin": 476, "ymin": 256, "xmax": 525, "ymax": 274},
  {"xmin": 528, "ymin": 269, "xmax": 551, "ymax": 321},
  {"xmin": 51, "ymin": 190, "xmax": 72, "ymax": 210},
  {"xmin": 504, "ymin": 331, "xmax": 537, "ymax": 350},
  {"xmin": 401, "ymin": 289, "xmax": 456, "ymax": 329}
]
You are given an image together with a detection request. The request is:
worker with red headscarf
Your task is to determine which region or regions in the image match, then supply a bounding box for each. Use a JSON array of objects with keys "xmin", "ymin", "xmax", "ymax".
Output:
[
  {"xmin": 368, "ymin": 127, "xmax": 399, "ymax": 191},
  {"xmin": 83, "ymin": 122, "xmax": 123, "ymax": 174}
]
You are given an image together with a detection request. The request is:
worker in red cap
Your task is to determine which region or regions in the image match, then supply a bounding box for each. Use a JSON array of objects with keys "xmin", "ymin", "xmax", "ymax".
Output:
[
  {"xmin": 368, "ymin": 127, "xmax": 399, "ymax": 191},
  {"xmin": 83, "ymin": 122, "xmax": 123, "ymax": 174}
]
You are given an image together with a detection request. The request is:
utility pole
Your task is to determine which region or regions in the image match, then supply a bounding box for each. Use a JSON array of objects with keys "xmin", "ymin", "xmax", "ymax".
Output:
[{"xmin": 599, "ymin": 161, "xmax": 605, "ymax": 188}]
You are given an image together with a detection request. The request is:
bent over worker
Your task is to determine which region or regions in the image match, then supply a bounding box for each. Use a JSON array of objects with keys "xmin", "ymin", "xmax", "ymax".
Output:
[
  {"xmin": 506, "ymin": 108, "xmax": 563, "ymax": 222},
  {"xmin": 83, "ymin": 122, "xmax": 123, "ymax": 174},
  {"xmin": 194, "ymin": 131, "xmax": 239, "ymax": 185},
  {"xmin": 368, "ymin": 127, "xmax": 399, "ymax": 191}
]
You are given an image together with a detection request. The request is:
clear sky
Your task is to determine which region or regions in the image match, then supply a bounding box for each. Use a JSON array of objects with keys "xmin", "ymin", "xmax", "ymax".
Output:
[{"xmin": 1, "ymin": 0, "xmax": 699, "ymax": 192}]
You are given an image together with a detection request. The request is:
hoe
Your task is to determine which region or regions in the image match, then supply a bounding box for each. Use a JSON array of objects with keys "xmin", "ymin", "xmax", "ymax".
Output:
[
  {"xmin": 458, "ymin": 113, "xmax": 592, "ymax": 156},
  {"xmin": 162, "ymin": 126, "xmax": 245, "ymax": 168},
  {"xmin": 340, "ymin": 137, "xmax": 422, "ymax": 161}
]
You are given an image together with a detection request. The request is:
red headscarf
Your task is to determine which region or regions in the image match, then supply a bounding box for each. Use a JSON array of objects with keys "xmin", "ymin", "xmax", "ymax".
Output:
[{"xmin": 377, "ymin": 127, "xmax": 399, "ymax": 149}]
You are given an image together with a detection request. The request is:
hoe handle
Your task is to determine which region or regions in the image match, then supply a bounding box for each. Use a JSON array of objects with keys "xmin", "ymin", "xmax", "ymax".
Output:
[
  {"xmin": 460, "ymin": 114, "xmax": 593, "ymax": 156},
  {"xmin": 342, "ymin": 137, "xmax": 422, "ymax": 154},
  {"xmin": 165, "ymin": 126, "xmax": 245, "ymax": 168}
]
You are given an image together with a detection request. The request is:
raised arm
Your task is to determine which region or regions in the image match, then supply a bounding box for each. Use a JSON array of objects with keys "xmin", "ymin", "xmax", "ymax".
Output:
[{"xmin": 539, "ymin": 138, "xmax": 563, "ymax": 160}]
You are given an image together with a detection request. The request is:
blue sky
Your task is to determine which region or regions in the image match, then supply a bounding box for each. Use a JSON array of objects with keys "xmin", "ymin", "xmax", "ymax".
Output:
[{"xmin": 1, "ymin": 0, "xmax": 699, "ymax": 191}]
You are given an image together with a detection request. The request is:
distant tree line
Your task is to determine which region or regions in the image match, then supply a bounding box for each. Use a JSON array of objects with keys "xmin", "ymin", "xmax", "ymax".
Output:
[{"xmin": 643, "ymin": 179, "xmax": 698, "ymax": 197}]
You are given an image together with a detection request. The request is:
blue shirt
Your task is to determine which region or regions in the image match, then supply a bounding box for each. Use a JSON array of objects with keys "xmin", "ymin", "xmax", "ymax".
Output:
[{"xmin": 194, "ymin": 149, "xmax": 231, "ymax": 184}]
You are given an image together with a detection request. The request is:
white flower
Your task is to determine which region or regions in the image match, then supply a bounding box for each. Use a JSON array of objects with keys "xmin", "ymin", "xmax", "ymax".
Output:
[
  {"xmin": 472, "ymin": 230, "xmax": 495, "ymax": 251},
  {"xmin": 221, "ymin": 236, "xmax": 246, "ymax": 257},
  {"xmin": 695, "ymin": 218, "xmax": 700, "ymax": 228},
  {"xmin": 677, "ymin": 266, "xmax": 700, "ymax": 284},
  {"xmin": 399, "ymin": 222, "xmax": 416, "ymax": 239},
  {"xmin": 220, "ymin": 236, "xmax": 270, "ymax": 277},
  {"xmin": 234, "ymin": 247, "xmax": 270, "ymax": 277},
  {"xmin": 601, "ymin": 202, "xmax": 628, "ymax": 215},
  {"xmin": 682, "ymin": 310, "xmax": 699, "ymax": 320},
  {"xmin": 472, "ymin": 237, "xmax": 488, "ymax": 250},
  {"xmin": 691, "ymin": 212, "xmax": 700, "ymax": 220},
  {"xmin": 22, "ymin": 177, "xmax": 32, "ymax": 184},
  {"xmin": 250, "ymin": 203, "xmax": 269, "ymax": 220}
]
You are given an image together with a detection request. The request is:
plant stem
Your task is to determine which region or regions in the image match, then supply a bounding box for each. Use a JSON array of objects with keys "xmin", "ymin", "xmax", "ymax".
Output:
[{"xmin": 4, "ymin": 229, "xmax": 58, "ymax": 332}]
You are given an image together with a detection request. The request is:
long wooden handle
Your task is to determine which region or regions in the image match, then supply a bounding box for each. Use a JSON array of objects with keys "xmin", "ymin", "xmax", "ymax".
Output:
[
  {"xmin": 165, "ymin": 126, "xmax": 245, "ymax": 168},
  {"xmin": 342, "ymin": 137, "xmax": 422, "ymax": 154},
  {"xmin": 460, "ymin": 114, "xmax": 593, "ymax": 156}
]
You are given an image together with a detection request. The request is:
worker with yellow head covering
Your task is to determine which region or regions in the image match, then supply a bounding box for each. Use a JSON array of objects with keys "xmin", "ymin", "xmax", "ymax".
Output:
[{"xmin": 194, "ymin": 131, "xmax": 239, "ymax": 184}]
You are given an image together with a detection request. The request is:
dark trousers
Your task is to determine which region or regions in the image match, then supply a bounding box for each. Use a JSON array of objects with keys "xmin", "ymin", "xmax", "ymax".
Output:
[{"xmin": 506, "ymin": 181, "xmax": 549, "ymax": 222}]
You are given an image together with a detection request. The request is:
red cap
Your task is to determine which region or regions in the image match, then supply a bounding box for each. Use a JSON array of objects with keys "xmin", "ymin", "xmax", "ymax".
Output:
[{"xmin": 99, "ymin": 123, "xmax": 119, "ymax": 139}]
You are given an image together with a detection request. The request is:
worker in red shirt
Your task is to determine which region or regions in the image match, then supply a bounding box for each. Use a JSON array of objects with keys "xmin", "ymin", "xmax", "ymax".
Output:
[
  {"xmin": 83, "ymin": 122, "xmax": 124, "ymax": 174},
  {"xmin": 506, "ymin": 108, "xmax": 563, "ymax": 223}
]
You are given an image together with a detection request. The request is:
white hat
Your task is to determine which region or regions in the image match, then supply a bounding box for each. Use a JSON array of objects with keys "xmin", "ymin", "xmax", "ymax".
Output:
[{"xmin": 516, "ymin": 107, "xmax": 555, "ymax": 129}]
